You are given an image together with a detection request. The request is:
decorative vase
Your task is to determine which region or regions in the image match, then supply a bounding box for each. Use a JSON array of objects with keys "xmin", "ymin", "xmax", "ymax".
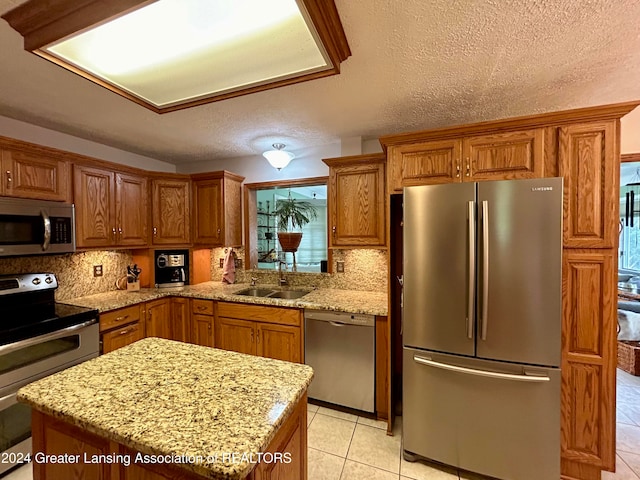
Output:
[{"xmin": 278, "ymin": 232, "xmax": 302, "ymax": 252}]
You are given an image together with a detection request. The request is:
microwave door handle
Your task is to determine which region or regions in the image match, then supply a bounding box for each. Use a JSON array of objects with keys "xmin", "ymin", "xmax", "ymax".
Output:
[
  {"xmin": 41, "ymin": 210, "xmax": 51, "ymax": 251},
  {"xmin": 0, "ymin": 391, "xmax": 18, "ymax": 410}
]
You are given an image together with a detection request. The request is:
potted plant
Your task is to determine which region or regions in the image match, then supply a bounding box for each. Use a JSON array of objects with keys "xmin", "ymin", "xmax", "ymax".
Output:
[{"xmin": 274, "ymin": 193, "xmax": 318, "ymax": 253}]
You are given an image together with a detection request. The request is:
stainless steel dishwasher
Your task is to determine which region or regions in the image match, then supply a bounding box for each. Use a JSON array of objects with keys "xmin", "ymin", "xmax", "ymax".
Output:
[{"xmin": 304, "ymin": 309, "xmax": 375, "ymax": 412}]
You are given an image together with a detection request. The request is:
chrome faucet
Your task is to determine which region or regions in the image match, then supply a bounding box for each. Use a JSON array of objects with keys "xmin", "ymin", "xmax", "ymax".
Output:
[
  {"xmin": 278, "ymin": 260, "xmax": 288, "ymax": 286},
  {"xmin": 250, "ymin": 277, "xmax": 258, "ymax": 287}
]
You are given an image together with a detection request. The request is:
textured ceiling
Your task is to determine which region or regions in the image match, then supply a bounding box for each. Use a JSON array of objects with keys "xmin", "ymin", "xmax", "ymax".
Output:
[{"xmin": 1, "ymin": 0, "xmax": 640, "ymax": 165}]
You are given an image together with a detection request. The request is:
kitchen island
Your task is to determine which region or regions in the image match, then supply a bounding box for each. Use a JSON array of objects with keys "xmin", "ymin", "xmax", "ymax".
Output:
[{"xmin": 17, "ymin": 337, "xmax": 313, "ymax": 480}]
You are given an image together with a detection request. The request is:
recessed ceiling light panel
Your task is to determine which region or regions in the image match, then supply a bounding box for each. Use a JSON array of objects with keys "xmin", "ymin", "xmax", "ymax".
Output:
[{"xmin": 2, "ymin": 0, "xmax": 350, "ymax": 112}]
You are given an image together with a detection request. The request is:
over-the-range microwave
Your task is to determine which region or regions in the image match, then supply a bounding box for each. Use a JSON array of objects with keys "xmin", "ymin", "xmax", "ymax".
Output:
[{"xmin": 0, "ymin": 197, "xmax": 75, "ymax": 256}]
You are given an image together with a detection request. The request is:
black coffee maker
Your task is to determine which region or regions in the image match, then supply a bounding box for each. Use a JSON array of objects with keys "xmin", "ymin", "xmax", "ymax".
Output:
[{"xmin": 154, "ymin": 250, "xmax": 189, "ymax": 288}]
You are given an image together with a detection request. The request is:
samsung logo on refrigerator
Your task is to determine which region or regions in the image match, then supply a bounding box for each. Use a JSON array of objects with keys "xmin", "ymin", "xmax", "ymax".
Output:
[{"xmin": 531, "ymin": 186, "xmax": 554, "ymax": 191}]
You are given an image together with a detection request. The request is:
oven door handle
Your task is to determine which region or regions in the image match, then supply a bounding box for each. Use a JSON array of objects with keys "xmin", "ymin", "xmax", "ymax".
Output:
[
  {"xmin": 0, "ymin": 319, "xmax": 96, "ymax": 356},
  {"xmin": 41, "ymin": 210, "xmax": 51, "ymax": 251},
  {"xmin": 0, "ymin": 391, "xmax": 17, "ymax": 410}
]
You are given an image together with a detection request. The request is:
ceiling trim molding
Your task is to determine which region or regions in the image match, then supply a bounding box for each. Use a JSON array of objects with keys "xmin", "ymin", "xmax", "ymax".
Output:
[
  {"xmin": 379, "ymin": 101, "xmax": 640, "ymax": 150},
  {"xmin": 244, "ymin": 176, "xmax": 329, "ymax": 190},
  {"xmin": 2, "ymin": 0, "xmax": 351, "ymax": 114}
]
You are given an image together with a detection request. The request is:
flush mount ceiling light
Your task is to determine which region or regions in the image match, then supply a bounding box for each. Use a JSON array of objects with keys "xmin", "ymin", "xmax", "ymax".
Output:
[
  {"xmin": 2, "ymin": 0, "xmax": 350, "ymax": 114},
  {"xmin": 263, "ymin": 143, "xmax": 294, "ymax": 170}
]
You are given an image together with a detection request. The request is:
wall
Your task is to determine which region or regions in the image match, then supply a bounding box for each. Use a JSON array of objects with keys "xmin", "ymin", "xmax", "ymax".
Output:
[
  {"xmin": 622, "ymin": 106, "xmax": 640, "ymax": 154},
  {"xmin": 0, "ymin": 250, "xmax": 133, "ymax": 301},
  {"xmin": 0, "ymin": 115, "xmax": 175, "ymax": 173}
]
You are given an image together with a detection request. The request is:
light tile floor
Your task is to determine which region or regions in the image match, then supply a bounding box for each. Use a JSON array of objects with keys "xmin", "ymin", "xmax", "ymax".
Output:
[{"xmin": 5, "ymin": 371, "xmax": 640, "ymax": 480}]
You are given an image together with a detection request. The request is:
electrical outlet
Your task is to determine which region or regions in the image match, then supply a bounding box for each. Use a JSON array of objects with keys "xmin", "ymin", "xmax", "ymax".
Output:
[
  {"xmin": 336, "ymin": 261, "xmax": 345, "ymax": 273},
  {"xmin": 93, "ymin": 265, "xmax": 103, "ymax": 277},
  {"xmin": 219, "ymin": 258, "xmax": 224, "ymax": 268}
]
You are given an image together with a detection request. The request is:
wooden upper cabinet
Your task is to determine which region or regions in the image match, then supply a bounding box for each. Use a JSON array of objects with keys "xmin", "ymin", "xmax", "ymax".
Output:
[
  {"xmin": 0, "ymin": 146, "xmax": 70, "ymax": 201},
  {"xmin": 73, "ymin": 165, "xmax": 115, "ymax": 247},
  {"xmin": 151, "ymin": 177, "xmax": 190, "ymax": 245},
  {"xmin": 559, "ymin": 121, "xmax": 617, "ymax": 249},
  {"xmin": 324, "ymin": 154, "xmax": 386, "ymax": 247},
  {"xmin": 388, "ymin": 139, "xmax": 462, "ymax": 191},
  {"xmin": 463, "ymin": 129, "xmax": 544, "ymax": 181},
  {"xmin": 192, "ymin": 171, "xmax": 244, "ymax": 247},
  {"xmin": 115, "ymin": 172, "xmax": 148, "ymax": 246},
  {"xmin": 74, "ymin": 165, "xmax": 147, "ymax": 248}
]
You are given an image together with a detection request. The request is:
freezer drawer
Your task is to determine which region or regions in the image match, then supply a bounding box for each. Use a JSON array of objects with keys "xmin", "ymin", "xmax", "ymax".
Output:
[{"xmin": 403, "ymin": 347, "xmax": 560, "ymax": 480}]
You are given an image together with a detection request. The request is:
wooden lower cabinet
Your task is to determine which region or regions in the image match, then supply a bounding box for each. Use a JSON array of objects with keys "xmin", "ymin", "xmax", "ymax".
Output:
[
  {"xmin": 170, "ymin": 297, "xmax": 190, "ymax": 342},
  {"xmin": 31, "ymin": 394, "xmax": 307, "ymax": 480},
  {"xmin": 145, "ymin": 299, "xmax": 171, "ymax": 339},
  {"xmin": 100, "ymin": 305, "xmax": 145, "ymax": 354},
  {"xmin": 191, "ymin": 299, "xmax": 215, "ymax": 347},
  {"xmin": 561, "ymin": 249, "xmax": 616, "ymax": 479},
  {"xmin": 215, "ymin": 302, "xmax": 303, "ymax": 363}
]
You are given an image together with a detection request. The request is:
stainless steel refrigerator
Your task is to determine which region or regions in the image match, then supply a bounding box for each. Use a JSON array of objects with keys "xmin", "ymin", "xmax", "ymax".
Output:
[{"xmin": 402, "ymin": 177, "xmax": 562, "ymax": 480}]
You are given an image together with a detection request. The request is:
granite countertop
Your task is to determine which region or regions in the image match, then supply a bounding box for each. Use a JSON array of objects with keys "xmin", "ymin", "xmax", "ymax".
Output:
[
  {"xmin": 65, "ymin": 281, "xmax": 388, "ymax": 316},
  {"xmin": 18, "ymin": 338, "xmax": 314, "ymax": 480}
]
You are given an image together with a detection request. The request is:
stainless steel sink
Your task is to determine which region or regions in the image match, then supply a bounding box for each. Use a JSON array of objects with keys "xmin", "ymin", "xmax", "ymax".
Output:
[
  {"xmin": 235, "ymin": 288, "xmax": 274, "ymax": 297},
  {"xmin": 267, "ymin": 290, "xmax": 309, "ymax": 300}
]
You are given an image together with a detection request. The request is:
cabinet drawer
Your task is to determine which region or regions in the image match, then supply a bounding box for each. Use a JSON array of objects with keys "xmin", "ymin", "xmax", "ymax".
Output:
[
  {"xmin": 100, "ymin": 305, "xmax": 142, "ymax": 332},
  {"xmin": 192, "ymin": 299, "xmax": 214, "ymax": 316},
  {"xmin": 217, "ymin": 302, "xmax": 301, "ymax": 327},
  {"xmin": 101, "ymin": 322, "xmax": 144, "ymax": 354}
]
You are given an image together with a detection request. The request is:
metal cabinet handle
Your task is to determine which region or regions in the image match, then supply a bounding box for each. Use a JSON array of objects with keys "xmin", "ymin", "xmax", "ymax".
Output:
[
  {"xmin": 153, "ymin": 227, "xmax": 158, "ymax": 236},
  {"xmin": 481, "ymin": 200, "xmax": 489, "ymax": 340},
  {"xmin": 413, "ymin": 355, "xmax": 550, "ymax": 382},
  {"xmin": 465, "ymin": 159, "xmax": 470, "ymax": 177},
  {"xmin": 217, "ymin": 228, "xmax": 221, "ymax": 234},
  {"xmin": 456, "ymin": 164, "xmax": 460, "ymax": 178},
  {"xmin": 251, "ymin": 330, "xmax": 254, "ymax": 342},
  {"xmin": 5, "ymin": 170, "xmax": 12, "ymax": 189},
  {"xmin": 256, "ymin": 330, "xmax": 260, "ymax": 343},
  {"xmin": 467, "ymin": 201, "xmax": 475, "ymax": 339},
  {"xmin": 119, "ymin": 326, "xmax": 135, "ymax": 336},
  {"xmin": 197, "ymin": 306, "xmax": 206, "ymax": 311},
  {"xmin": 332, "ymin": 226, "xmax": 337, "ymax": 235},
  {"xmin": 112, "ymin": 227, "xmax": 116, "ymax": 239},
  {"xmin": 118, "ymin": 227, "xmax": 123, "ymax": 236},
  {"xmin": 42, "ymin": 210, "xmax": 51, "ymax": 251},
  {"xmin": 114, "ymin": 315, "xmax": 130, "ymax": 323}
]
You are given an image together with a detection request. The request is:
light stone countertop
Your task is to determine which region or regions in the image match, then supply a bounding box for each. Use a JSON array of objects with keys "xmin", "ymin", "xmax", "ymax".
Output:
[
  {"xmin": 65, "ymin": 281, "xmax": 388, "ymax": 316},
  {"xmin": 18, "ymin": 338, "xmax": 314, "ymax": 480}
]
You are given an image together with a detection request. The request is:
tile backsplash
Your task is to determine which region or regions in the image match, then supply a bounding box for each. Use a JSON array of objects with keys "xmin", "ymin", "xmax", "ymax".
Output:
[
  {"xmin": 0, "ymin": 247, "xmax": 387, "ymax": 302},
  {"xmin": 0, "ymin": 250, "xmax": 133, "ymax": 301},
  {"xmin": 210, "ymin": 247, "xmax": 388, "ymax": 292}
]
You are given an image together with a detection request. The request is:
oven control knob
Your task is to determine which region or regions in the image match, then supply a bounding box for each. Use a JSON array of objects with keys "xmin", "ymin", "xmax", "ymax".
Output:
[
  {"xmin": 45, "ymin": 277, "xmax": 53, "ymax": 284},
  {"xmin": 32, "ymin": 277, "xmax": 41, "ymax": 285}
]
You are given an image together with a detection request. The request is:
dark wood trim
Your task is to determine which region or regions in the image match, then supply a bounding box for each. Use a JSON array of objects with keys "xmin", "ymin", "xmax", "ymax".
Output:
[
  {"xmin": 245, "ymin": 176, "xmax": 329, "ymax": 190},
  {"xmin": 379, "ymin": 101, "xmax": 640, "ymax": 151},
  {"xmin": 2, "ymin": 0, "xmax": 350, "ymax": 114},
  {"xmin": 2, "ymin": 0, "xmax": 153, "ymax": 51},
  {"xmin": 323, "ymin": 153, "xmax": 386, "ymax": 167},
  {"xmin": 621, "ymin": 152, "xmax": 640, "ymax": 163}
]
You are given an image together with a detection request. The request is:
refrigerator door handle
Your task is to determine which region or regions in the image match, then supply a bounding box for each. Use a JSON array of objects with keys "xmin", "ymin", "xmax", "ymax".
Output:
[
  {"xmin": 467, "ymin": 200, "xmax": 475, "ymax": 339},
  {"xmin": 413, "ymin": 355, "xmax": 551, "ymax": 383},
  {"xmin": 481, "ymin": 200, "xmax": 489, "ymax": 340}
]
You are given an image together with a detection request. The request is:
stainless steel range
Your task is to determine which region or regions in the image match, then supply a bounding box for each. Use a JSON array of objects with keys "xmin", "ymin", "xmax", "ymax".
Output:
[{"xmin": 0, "ymin": 273, "xmax": 99, "ymax": 476}]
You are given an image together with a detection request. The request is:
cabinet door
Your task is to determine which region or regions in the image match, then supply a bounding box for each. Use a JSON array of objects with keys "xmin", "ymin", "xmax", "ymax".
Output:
[
  {"xmin": 257, "ymin": 323, "xmax": 302, "ymax": 363},
  {"xmin": 216, "ymin": 317, "xmax": 255, "ymax": 355},
  {"xmin": 192, "ymin": 178, "xmax": 223, "ymax": 245},
  {"xmin": 329, "ymin": 158, "xmax": 386, "ymax": 247},
  {"xmin": 463, "ymin": 129, "xmax": 544, "ymax": 181},
  {"xmin": 151, "ymin": 178, "xmax": 190, "ymax": 245},
  {"xmin": 559, "ymin": 121, "xmax": 617, "ymax": 248},
  {"xmin": 1, "ymin": 148, "xmax": 70, "ymax": 201},
  {"xmin": 170, "ymin": 297, "xmax": 190, "ymax": 342},
  {"xmin": 115, "ymin": 172, "xmax": 148, "ymax": 246},
  {"xmin": 561, "ymin": 249, "xmax": 616, "ymax": 474},
  {"xmin": 102, "ymin": 322, "xmax": 144, "ymax": 354},
  {"xmin": 388, "ymin": 139, "xmax": 462, "ymax": 192},
  {"xmin": 73, "ymin": 165, "xmax": 115, "ymax": 247},
  {"xmin": 146, "ymin": 299, "xmax": 172, "ymax": 339},
  {"xmin": 192, "ymin": 314, "xmax": 214, "ymax": 347}
]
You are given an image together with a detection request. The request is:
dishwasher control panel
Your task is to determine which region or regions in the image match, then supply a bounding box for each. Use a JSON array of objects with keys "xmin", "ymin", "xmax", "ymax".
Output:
[{"xmin": 303, "ymin": 309, "xmax": 375, "ymax": 327}]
